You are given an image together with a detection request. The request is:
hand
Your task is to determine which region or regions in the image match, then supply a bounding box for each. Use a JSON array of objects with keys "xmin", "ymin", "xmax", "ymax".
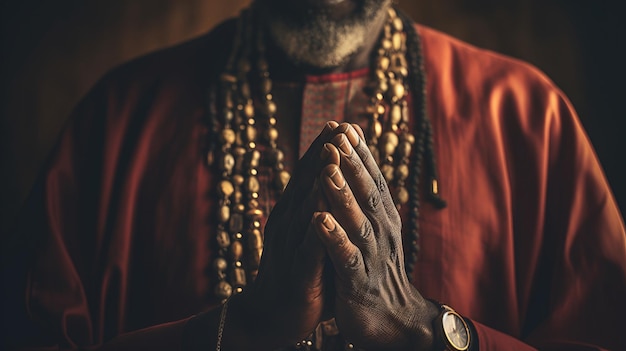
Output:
[
  {"xmin": 228, "ymin": 121, "xmax": 340, "ymax": 350},
  {"xmin": 313, "ymin": 124, "xmax": 440, "ymax": 350}
]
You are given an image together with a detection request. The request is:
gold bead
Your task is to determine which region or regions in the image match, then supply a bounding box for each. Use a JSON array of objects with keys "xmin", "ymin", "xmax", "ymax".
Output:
[
  {"xmin": 402, "ymin": 103, "xmax": 410, "ymax": 123},
  {"xmin": 375, "ymin": 69, "xmax": 386, "ymax": 81},
  {"xmin": 230, "ymin": 213, "xmax": 243, "ymax": 233},
  {"xmin": 378, "ymin": 79, "xmax": 389, "ymax": 93},
  {"xmin": 232, "ymin": 174, "xmax": 244, "ymax": 186},
  {"xmin": 276, "ymin": 170, "xmax": 290, "ymax": 191},
  {"xmin": 376, "ymin": 104, "xmax": 386, "ymax": 115},
  {"xmin": 269, "ymin": 117, "xmax": 277, "ymax": 126},
  {"xmin": 393, "ymin": 82, "xmax": 405, "ymax": 99},
  {"xmin": 233, "ymin": 190, "xmax": 243, "ymax": 204},
  {"xmin": 232, "ymin": 267, "xmax": 246, "ymax": 286},
  {"xmin": 233, "ymin": 147, "xmax": 246, "ymax": 157},
  {"xmin": 392, "ymin": 32, "xmax": 403, "ymax": 51},
  {"xmin": 378, "ymin": 56, "xmax": 390, "ymax": 71},
  {"xmin": 373, "ymin": 120, "xmax": 383, "ymax": 138},
  {"xmin": 214, "ymin": 257, "xmax": 228, "ymax": 272},
  {"xmin": 387, "ymin": 7, "xmax": 397, "ymax": 18},
  {"xmin": 248, "ymin": 199, "xmax": 259, "ymax": 209},
  {"xmin": 395, "ymin": 164, "xmax": 410, "ymax": 180},
  {"xmin": 219, "ymin": 205, "xmax": 230, "ymax": 223},
  {"xmin": 220, "ymin": 128, "xmax": 236, "ymax": 144},
  {"xmin": 381, "ymin": 164, "xmax": 394, "ymax": 182},
  {"xmin": 216, "ymin": 230, "xmax": 231, "ymax": 248},
  {"xmin": 399, "ymin": 141, "xmax": 412, "ymax": 157},
  {"xmin": 267, "ymin": 127, "xmax": 279, "ymax": 142},
  {"xmin": 400, "ymin": 133, "xmax": 415, "ymax": 144},
  {"xmin": 235, "ymin": 203, "xmax": 245, "ymax": 213},
  {"xmin": 246, "ymin": 208, "xmax": 263, "ymax": 218},
  {"xmin": 250, "ymin": 150, "xmax": 261, "ymax": 168},
  {"xmin": 390, "ymin": 105, "xmax": 402, "ymax": 125},
  {"xmin": 219, "ymin": 180, "xmax": 234, "ymax": 197},
  {"xmin": 393, "ymin": 17, "xmax": 403, "ymax": 32},
  {"xmin": 265, "ymin": 101, "xmax": 277, "ymax": 115},
  {"xmin": 248, "ymin": 229, "xmax": 263, "ymax": 249},
  {"xmin": 382, "ymin": 38, "xmax": 392, "ymax": 50},
  {"xmin": 221, "ymin": 153, "xmax": 235, "ymax": 172},
  {"xmin": 246, "ymin": 125, "xmax": 257, "ymax": 142},
  {"xmin": 395, "ymin": 186, "xmax": 409, "ymax": 205},
  {"xmin": 230, "ymin": 241, "xmax": 243, "ymax": 259},
  {"xmin": 247, "ymin": 176, "xmax": 260, "ymax": 193},
  {"xmin": 381, "ymin": 132, "xmax": 399, "ymax": 152},
  {"xmin": 244, "ymin": 103, "xmax": 255, "ymax": 118},
  {"xmin": 214, "ymin": 281, "xmax": 233, "ymax": 300}
]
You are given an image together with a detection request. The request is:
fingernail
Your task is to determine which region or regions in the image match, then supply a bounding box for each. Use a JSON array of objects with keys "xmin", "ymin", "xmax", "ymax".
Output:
[
  {"xmin": 328, "ymin": 166, "xmax": 345, "ymax": 189},
  {"xmin": 328, "ymin": 121, "xmax": 339, "ymax": 129},
  {"xmin": 337, "ymin": 134, "xmax": 352, "ymax": 155},
  {"xmin": 320, "ymin": 143, "xmax": 332, "ymax": 160},
  {"xmin": 346, "ymin": 126, "xmax": 360, "ymax": 147},
  {"xmin": 321, "ymin": 213, "xmax": 335, "ymax": 231}
]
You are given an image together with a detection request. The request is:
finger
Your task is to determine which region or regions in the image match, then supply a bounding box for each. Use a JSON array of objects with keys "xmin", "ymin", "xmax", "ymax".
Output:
[
  {"xmin": 330, "ymin": 133, "xmax": 389, "ymax": 233},
  {"xmin": 291, "ymin": 220, "xmax": 327, "ymax": 303},
  {"xmin": 266, "ymin": 122, "xmax": 339, "ymax": 253},
  {"xmin": 350, "ymin": 123, "xmax": 366, "ymax": 142},
  {"xmin": 320, "ymin": 164, "xmax": 377, "ymax": 258},
  {"xmin": 281, "ymin": 121, "xmax": 339, "ymax": 201},
  {"xmin": 285, "ymin": 178, "xmax": 325, "ymax": 251},
  {"xmin": 320, "ymin": 142, "xmax": 341, "ymax": 167},
  {"xmin": 345, "ymin": 125, "xmax": 400, "ymax": 224},
  {"xmin": 312, "ymin": 212, "xmax": 366, "ymax": 286}
]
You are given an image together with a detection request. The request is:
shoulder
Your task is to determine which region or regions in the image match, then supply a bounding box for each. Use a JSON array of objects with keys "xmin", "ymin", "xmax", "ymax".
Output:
[
  {"xmin": 417, "ymin": 25, "xmax": 562, "ymax": 105},
  {"xmin": 416, "ymin": 24, "xmax": 571, "ymax": 132}
]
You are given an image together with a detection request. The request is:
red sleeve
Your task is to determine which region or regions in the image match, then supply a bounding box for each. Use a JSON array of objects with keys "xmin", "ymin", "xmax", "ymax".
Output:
[
  {"xmin": 1, "ymin": 74, "xmax": 192, "ymax": 351},
  {"xmin": 470, "ymin": 80, "xmax": 625, "ymax": 350}
]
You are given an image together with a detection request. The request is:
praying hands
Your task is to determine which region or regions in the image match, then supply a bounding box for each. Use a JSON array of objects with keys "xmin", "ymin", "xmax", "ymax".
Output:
[{"xmin": 211, "ymin": 122, "xmax": 441, "ymax": 350}]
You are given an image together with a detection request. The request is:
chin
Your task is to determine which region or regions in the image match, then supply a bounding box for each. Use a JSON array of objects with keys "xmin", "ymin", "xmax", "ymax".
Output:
[{"xmin": 256, "ymin": 0, "xmax": 391, "ymax": 68}]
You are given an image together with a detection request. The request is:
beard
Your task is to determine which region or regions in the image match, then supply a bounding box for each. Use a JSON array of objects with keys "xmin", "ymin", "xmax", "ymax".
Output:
[{"xmin": 256, "ymin": 0, "xmax": 391, "ymax": 69}]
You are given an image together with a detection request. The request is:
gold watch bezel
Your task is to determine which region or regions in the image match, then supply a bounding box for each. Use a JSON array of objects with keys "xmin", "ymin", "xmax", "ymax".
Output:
[{"xmin": 440, "ymin": 308, "xmax": 470, "ymax": 351}]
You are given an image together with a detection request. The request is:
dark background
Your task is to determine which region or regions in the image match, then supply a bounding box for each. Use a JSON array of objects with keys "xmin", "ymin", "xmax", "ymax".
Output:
[{"xmin": 1, "ymin": 0, "xmax": 624, "ymax": 232}]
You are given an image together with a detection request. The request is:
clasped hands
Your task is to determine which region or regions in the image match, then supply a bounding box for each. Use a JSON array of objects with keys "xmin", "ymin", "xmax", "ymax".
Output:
[{"xmin": 231, "ymin": 122, "xmax": 439, "ymax": 350}]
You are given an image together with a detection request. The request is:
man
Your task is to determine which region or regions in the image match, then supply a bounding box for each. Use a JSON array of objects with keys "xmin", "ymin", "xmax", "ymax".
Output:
[{"xmin": 2, "ymin": 0, "xmax": 625, "ymax": 350}]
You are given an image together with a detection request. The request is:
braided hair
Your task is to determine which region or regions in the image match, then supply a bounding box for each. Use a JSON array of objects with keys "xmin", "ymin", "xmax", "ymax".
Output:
[{"xmin": 396, "ymin": 8, "xmax": 447, "ymax": 278}]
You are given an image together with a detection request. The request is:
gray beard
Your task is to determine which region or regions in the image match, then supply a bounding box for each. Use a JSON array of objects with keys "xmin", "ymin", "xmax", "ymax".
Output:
[{"xmin": 257, "ymin": 0, "xmax": 391, "ymax": 68}]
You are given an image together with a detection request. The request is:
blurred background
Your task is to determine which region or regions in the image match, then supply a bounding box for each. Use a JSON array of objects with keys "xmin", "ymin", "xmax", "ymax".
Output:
[{"xmin": 1, "ymin": 0, "xmax": 624, "ymax": 230}]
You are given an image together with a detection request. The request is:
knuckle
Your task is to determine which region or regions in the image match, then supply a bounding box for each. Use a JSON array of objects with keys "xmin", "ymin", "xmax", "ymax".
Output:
[
  {"xmin": 344, "ymin": 250, "xmax": 362, "ymax": 272},
  {"xmin": 358, "ymin": 218, "xmax": 375, "ymax": 241},
  {"xmin": 374, "ymin": 173, "xmax": 388, "ymax": 194},
  {"xmin": 364, "ymin": 188, "xmax": 381, "ymax": 213}
]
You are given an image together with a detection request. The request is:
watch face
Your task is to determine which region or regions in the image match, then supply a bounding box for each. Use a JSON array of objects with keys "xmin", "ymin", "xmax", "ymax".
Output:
[{"xmin": 442, "ymin": 311, "xmax": 470, "ymax": 350}]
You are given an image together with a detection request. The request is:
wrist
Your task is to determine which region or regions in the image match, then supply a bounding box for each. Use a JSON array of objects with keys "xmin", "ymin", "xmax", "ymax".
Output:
[{"xmin": 406, "ymin": 298, "xmax": 440, "ymax": 351}]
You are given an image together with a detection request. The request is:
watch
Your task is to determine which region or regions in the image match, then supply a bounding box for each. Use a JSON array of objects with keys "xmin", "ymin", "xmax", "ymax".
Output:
[{"xmin": 432, "ymin": 303, "xmax": 471, "ymax": 351}]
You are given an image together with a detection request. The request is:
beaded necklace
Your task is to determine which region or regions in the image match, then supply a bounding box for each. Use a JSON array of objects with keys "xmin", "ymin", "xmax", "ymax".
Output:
[{"xmin": 207, "ymin": 5, "xmax": 445, "ymax": 304}]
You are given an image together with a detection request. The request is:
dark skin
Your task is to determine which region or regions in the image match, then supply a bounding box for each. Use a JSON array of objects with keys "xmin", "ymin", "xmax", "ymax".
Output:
[{"xmin": 185, "ymin": 124, "xmax": 440, "ymax": 351}]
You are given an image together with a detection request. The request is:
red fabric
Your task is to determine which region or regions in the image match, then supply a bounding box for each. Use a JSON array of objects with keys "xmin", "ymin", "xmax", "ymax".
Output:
[{"xmin": 2, "ymin": 18, "xmax": 625, "ymax": 351}]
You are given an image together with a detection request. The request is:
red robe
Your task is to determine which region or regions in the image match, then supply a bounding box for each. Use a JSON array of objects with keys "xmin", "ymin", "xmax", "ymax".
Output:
[{"xmin": 3, "ymin": 18, "xmax": 625, "ymax": 350}]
